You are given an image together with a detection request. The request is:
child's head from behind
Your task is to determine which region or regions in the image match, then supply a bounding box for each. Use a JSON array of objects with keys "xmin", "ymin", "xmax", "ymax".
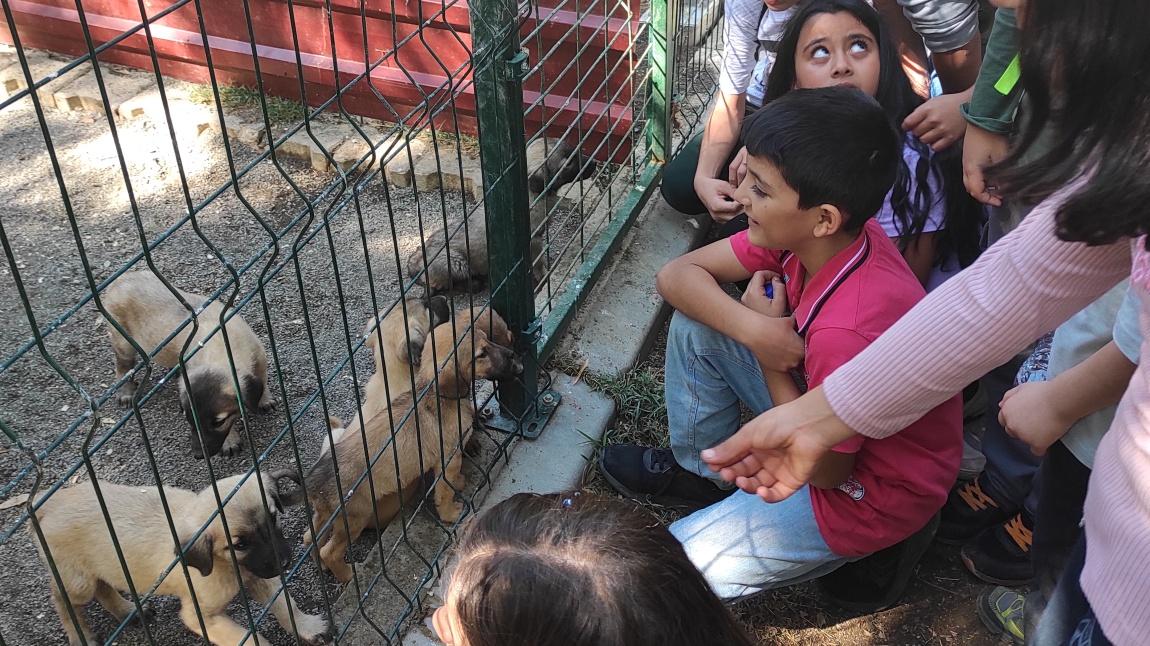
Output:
[
  {"xmin": 735, "ymin": 86, "xmax": 900, "ymax": 249},
  {"xmin": 432, "ymin": 492, "xmax": 753, "ymax": 646}
]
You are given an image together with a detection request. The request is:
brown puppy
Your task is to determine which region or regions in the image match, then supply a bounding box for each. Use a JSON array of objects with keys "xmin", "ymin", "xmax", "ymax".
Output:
[
  {"xmin": 354, "ymin": 295, "xmax": 451, "ymax": 425},
  {"xmin": 33, "ymin": 471, "xmax": 330, "ymax": 646},
  {"xmin": 305, "ymin": 309, "xmax": 521, "ymax": 582},
  {"xmin": 102, "ymin": 271, "xmax": 273, "ymax": 459},
  {"xmin": 405, "ymin": 138, "xmax": 596, "ymax": 293}
]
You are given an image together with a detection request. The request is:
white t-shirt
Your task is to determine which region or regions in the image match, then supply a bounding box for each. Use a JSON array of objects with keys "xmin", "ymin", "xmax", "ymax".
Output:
[{"xmin": 718, "ymin": 0, "xmax": 796, "ymax": 107}]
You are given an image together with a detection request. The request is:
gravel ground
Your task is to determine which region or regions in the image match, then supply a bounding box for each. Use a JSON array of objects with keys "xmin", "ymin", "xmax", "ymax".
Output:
[{"xmin": 0, "ymin": 76, "xmax": 553, "ymax": 645}]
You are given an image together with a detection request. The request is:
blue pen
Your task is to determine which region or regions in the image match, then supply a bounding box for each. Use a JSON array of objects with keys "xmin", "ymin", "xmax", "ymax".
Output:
[{"xmin": 764, "ymin": 282, "xmax": 774, "ymax": 299}]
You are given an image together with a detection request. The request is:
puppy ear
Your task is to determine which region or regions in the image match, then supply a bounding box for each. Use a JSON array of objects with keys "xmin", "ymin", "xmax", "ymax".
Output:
[
  {"xmin": 426, "ymin": 295, "xmax": 451, "ymax": 329},
  {"xmin": 240, "ymin": 374, "xmax": 263, "ymax": 411},
  {"xmin": 178, "ymin": 531, "xmax": 214, "ymax": 577}
]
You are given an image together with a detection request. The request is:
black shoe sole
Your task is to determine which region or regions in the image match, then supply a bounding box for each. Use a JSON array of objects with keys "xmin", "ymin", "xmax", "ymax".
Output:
[
  {"xmin": 961, "ymin": 552, "xmax": 1033, "ymax": 587},
  {"xmin": 595, "ymin": 453, "xmax": 722, "ymax": 514}
]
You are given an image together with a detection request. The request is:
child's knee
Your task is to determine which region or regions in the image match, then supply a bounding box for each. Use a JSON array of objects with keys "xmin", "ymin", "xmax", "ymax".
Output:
[{"xmin": 669, "ymin": 311, "xmax": 726, "ymax": 349}]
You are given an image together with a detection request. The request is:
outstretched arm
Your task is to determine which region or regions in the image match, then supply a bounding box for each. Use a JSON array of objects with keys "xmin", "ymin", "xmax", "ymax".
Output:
[{"xmin": 704, "ymin": 179, "xmax": 1130, "ymax": 501}]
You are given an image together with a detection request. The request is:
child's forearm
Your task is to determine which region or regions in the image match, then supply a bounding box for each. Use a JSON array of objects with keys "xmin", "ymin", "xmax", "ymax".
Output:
[
  {"xmin": 1049, "ymin": 341, "xmax": 1137, "ymax": 423},
  {"xmin": 658, "ymin": 262, "xmax": 769, "ymax": 344},
  {"xmin": 763, "ymin": 370, "xmax": 801, "ymax": 406},
  {"xmin": 696, "ymin": 93, "xmax": 745, "ymax": 180}
]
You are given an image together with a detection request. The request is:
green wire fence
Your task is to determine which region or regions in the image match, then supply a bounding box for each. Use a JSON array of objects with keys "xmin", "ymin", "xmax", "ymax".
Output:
[{"xmin": 0, "ymin": 0, "xmax": 721, "ymax": 641}]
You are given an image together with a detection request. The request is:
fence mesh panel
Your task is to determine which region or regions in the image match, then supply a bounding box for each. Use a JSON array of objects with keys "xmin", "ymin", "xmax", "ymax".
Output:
[{"xmin": 0, "ymin": 0, "xmax": 721, "ymax": 641}]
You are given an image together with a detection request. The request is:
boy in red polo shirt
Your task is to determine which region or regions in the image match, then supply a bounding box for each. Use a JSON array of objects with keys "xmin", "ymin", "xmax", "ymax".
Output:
[{"xmin": 599, "ymin": 87, "xmax": 962, "ymax": 604}]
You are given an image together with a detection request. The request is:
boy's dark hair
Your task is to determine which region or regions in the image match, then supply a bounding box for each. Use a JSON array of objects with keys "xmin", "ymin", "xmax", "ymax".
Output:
[
  {"xmin": 742, "ymin": 86, "xmax": 900, "ymax": 230},
  {"xmin": 447, "ymin": 492, "xmax": 755, "ymax": 646}
]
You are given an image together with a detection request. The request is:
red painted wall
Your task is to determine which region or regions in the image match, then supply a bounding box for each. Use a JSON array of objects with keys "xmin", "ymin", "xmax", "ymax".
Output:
[{"xmin": 0, "ymin": 0, "xmax": 642, "ymax": 160}]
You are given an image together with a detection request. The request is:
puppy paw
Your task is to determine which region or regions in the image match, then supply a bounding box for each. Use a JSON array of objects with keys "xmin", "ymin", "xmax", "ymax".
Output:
[
  {"xmin": 436, "ymin": 499, "xmax": 465, "ymax": 524},
  {"xmin": 219, "ymin": 432, "xmax": 244, "ymax": 457},
  {"xmin": 258, "ymin": 397, "xmax": 277, "ymax": 413},
  {"xmin": 295, "ymin": 613, "xmax": 333, "ymax": 645},
  {"xmin": 116, "ymin": 386, "xmax": 138, "ymax": 408}
]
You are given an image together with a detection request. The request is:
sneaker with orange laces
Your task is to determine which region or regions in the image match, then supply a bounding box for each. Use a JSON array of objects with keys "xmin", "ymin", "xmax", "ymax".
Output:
[
  {"xmin": 938, "ymin": 474, "xmax": 1017, "ymax": 544},
  {"xmin": 961, "ymin": 511, "xmax": 1035, "ymax": 586}
]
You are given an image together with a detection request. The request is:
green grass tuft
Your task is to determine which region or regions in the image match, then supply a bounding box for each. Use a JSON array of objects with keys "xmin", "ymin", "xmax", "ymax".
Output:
[{"xmin": 188, "ymin": 84, "xmax": 305, "ymax": 125}]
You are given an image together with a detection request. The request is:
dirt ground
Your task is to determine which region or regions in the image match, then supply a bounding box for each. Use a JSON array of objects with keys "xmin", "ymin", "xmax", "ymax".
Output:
[
  {"xmin": 568, "ymin": 330, "xmax": 1013, "ymax": 646},
  {"xmin": 0, "ymin": 72, "xmax": 572, "ymax": 644}
]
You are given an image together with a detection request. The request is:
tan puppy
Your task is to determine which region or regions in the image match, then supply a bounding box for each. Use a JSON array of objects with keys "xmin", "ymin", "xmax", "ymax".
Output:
[
  {"xmin": 355, "ymin": 295, "xmax": 451, "ymax": 424},
  {"xmin": 305, "ymin": 309, "xmax": 521, "ymax": 582},
  {"xmin": 33, "ymin": 472, "xmax": 330, "ymax": 646},
  {"xmin": 102, "ymin": 270, "xmax": 274, "ymax": 458},
  {"xmin": 406, "ymin": 138, "xmax": 596, "ymax": 293}
]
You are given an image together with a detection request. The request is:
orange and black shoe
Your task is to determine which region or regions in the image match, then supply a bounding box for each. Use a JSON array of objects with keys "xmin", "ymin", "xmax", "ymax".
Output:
[
  {"xmin": 961, "ymin": 511, "xmax": 1035, "ymax": 586},
  {"xmin": 938, "ymin": 474, "xmax": 1017, "ymax": 544}
]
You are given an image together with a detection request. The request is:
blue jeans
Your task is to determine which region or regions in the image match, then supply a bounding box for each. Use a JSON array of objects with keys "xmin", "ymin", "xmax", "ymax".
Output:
[
  {"xmin": 1032, "ymin": 536, "xmax": 1112, "ymax": 646},
  {"xmin": 664, "ymin": 312, "xmax": 848, "ymax": 598}
]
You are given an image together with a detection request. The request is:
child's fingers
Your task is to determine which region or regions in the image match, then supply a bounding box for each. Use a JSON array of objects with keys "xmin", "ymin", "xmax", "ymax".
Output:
[{"xmin": 901, "ymin": 105, "xmax": 926, "ymax": 131}]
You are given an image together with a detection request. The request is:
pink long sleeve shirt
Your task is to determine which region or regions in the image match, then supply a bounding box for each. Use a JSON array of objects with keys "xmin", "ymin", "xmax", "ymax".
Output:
[{"xmin": 823, "ymin": 180, "xmax": 1147, "ymax": 644}]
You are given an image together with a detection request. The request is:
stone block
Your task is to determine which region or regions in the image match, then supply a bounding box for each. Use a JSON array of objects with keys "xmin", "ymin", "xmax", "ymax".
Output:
[
  {"xmin": 278, "ymin": 123, "xmax": 351, "ymax": 172},
  {"xmin": 413, "ymin": 142, "xmax": 457, "ymax": 191},
  {"xmin": 384, "ymin": 137, "xmax": 430, "ymax": 188},
  {"xmin": 0, "ymin": 51, "xmax": 91, "ymax": 110},
  {"xmin": 52, "ymin": 64, "xmax": 152, "ymax": 115}
]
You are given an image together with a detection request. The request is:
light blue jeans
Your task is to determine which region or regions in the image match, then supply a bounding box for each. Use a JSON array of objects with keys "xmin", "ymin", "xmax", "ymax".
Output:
[{"xmin": 664, "ymin": 312, "xmax": 849, "ymax": 599}]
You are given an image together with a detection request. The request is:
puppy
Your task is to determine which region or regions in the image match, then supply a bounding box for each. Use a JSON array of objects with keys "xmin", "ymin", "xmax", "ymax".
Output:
[
  {"xmin": 305, "ymin": 308, "xmax": 521, "ymax": 582},
  {"xmin": 357, "ymin": 295, "xmax": 451, "ymax": 418},
  {"xmin": 102, "ymin": 270, "xmax": 274, "ymax": 458},
  {"xmin": 405, "ymin": 138, "xmax": 596, "ymax": 293},
  {"xmin": 33, "ymin": 471, "xmax": 330, "ymax": 646}
]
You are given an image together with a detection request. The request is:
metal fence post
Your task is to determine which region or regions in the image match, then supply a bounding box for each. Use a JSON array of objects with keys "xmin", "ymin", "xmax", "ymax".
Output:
[
  {"xmin": 647, "ymin": 0, "xmax": 678, "ymax": 163},
  {"xmin": 469, "ymin": 0, "xmax": 542, "ymax": 429}
]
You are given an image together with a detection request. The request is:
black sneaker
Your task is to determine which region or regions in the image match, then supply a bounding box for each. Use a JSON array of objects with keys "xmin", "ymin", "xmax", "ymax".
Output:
[
  {"xmin": 938, "ymin": 475, "xmax": 1016, "ymax": 544},
  {"xmin": 597, "ymin": 444, "xmax": 733, "ymax": 513},
  {"xmin": 961, "ymin": 512, "xmax": 1034, "ymax": 586},
  {"xmin": 818, "ymin": 513, "xmax": 941, "ymax": 613}
]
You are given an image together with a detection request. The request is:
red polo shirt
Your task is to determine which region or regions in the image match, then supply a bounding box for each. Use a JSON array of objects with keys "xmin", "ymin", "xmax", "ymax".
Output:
[{"xmin": 729, "ymin": 219, "xmax": 962, "ymax": 556}]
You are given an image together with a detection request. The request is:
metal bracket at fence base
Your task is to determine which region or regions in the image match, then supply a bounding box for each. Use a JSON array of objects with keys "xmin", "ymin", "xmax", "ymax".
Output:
[
  {"xmin": 480, "ymin": 388, "xmax": 561, "ymax": 439},
  {"xmin": 500, "ymin": 49, "xmax": 530, "ymax": 81}
]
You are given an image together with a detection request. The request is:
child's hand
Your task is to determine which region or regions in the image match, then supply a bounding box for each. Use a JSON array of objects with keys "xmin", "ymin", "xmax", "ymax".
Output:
[
  {"xmin": 998, "ymin": 381, "xmax": 1076, "ymax": 456},
  {"xmin": 727, "ymin": 146, "xmax": 748, "ymax": 187},
  {"xmin": 742, "ymin": 271, "xmax": 787, "ymax": 318},
  {"xmin": 694, "ymin": 176, "xmax": 743, "ymax": 223}
]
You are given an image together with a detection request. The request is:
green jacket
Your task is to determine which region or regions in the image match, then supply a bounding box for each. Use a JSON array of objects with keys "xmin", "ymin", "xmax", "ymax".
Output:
[{"xmin": 961, "ymin": 9, "xmax": 1023, "ymax": 134}]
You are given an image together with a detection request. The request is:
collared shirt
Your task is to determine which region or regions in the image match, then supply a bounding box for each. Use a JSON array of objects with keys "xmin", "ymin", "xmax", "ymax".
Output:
[{"xmin": 729, "ymin": 219, "xmax": 963, "ymax": 556}]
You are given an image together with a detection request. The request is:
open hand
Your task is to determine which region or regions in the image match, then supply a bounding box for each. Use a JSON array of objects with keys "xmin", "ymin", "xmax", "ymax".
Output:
[
  {"xmin": 998, "ymin": 381, "xmax": 1075, "ymax": 456},
  {"xmin": 701, "ymin": 386, "xmax": 855, "ymax": 501},
  {"xmin": 694, "ymin": 176, "xmax": 743, "ymax": 223}
]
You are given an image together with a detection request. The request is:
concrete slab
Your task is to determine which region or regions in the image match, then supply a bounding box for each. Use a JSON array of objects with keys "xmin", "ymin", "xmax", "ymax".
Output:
[
  {"xmin": 483, "ymin": 373, "xmax": 615, "ymax": 502},
  {"xmin": 384, "ymin": 138, "xmax": 430, "ymax": 188},
  {"xmin": 555, "ymin": 196, "xmax": 708, "ymax": 375},
  {"xmin": 0, "ymin": 51, "xmax": 91, "ymax": 110},
  {"xmin": 52, "ymin": 64, "xmax": 152, "ymax": 116}
]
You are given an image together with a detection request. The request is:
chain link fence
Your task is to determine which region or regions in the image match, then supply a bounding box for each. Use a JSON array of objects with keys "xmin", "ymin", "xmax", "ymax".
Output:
[{"xmin": 0, "ymin": 0, "xmax": 721, "ymax": 641}]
